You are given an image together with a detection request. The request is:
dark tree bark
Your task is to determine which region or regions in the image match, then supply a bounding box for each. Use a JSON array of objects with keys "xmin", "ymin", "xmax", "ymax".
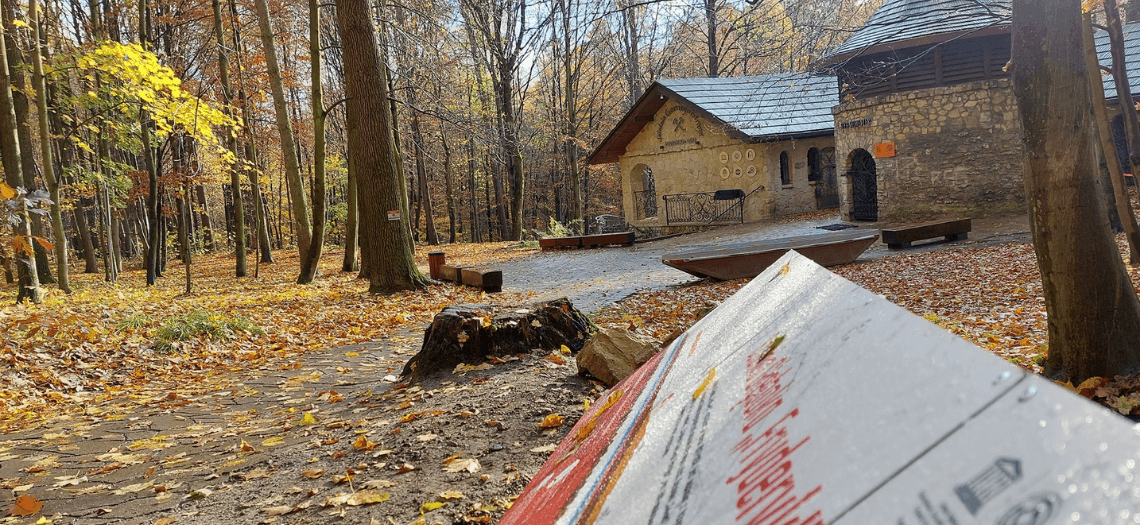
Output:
[
  {"xmin": 411, "ymin": 115, "xmax": 438, "ymax": 246},
  {"xmin": 298, "ymin": 0, "xmax": 327, "ymax": 284},
  {"xmin": 1012, "ymin": 0, "xmax": 1140, "ymax": 382},
  {"xmin": 335, "ymin": 0, "xmax": 428, "ymax": 293},
  {"xmin": 212, "ymin": 0, "xmax": 246, "ymax": 276},
  {"xmin": 402, "ymin": 298, "xmax": 593, "ymax": 382},
  {"xmin": 0, "ymin": 0, "xmax": 41, "ymax": 303}
]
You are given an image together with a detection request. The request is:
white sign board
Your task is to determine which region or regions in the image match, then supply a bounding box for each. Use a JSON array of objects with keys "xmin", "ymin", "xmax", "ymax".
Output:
[
  {"xmin": 387, "ymin": 210, "xmax": 401, "ymax": 221},
  {"xmin": 501, "ymin": 251, "xmax": 1140, "ymax": 525}
]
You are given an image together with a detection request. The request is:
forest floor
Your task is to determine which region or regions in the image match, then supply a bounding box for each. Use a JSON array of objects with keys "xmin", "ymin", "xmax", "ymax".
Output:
[{"xmin": 2, "ymin": 210, "xmax": 1140, "ymax": 524}]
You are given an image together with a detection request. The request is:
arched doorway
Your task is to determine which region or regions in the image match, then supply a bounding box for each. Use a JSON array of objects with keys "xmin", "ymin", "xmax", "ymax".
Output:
[
  {"xmin": 849, "ymin": 149, "xmax": 878, "ymax": 221},
  {"xmin": 631, "ymin": 164, "xmax": 657, "ymax": 219}
]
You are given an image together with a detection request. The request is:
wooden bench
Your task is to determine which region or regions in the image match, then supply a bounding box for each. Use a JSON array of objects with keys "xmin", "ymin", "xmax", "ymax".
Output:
[
  {"xmin": 540, "ymin": 232, "xmax": 635, "ymax": 250},
  {"xmin": 580, "ymin": 232, "xmax": 636, "ymax": 248},
  {"xmin": 439, "ymin": 264, "xmax": 467, "ymax": 283},
  {"xmin": 460, "ymin": 269, "xmax": 503, "ymax": 293},
  {"xmin": 881, "ymin": 218, "xmax": 972, "ymax": 249},
  {"xmin": 539, "ymin": 237, "xmax": 581, "ymax": 250}
]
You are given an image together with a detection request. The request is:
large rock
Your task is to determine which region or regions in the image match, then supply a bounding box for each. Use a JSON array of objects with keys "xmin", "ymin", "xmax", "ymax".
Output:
[{"xmin": 576, "ymin": 328, "xmax": 660, "ymax": 386}]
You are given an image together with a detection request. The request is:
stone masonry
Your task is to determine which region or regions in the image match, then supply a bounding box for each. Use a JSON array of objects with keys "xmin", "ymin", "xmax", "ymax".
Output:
[
  {"xmin": 833, "ymin": 79, "xmax": 1026, "ymax": 222},
  {"xmin": 619, "ymin": 100, "xmax": 837, "ymax": 227}
]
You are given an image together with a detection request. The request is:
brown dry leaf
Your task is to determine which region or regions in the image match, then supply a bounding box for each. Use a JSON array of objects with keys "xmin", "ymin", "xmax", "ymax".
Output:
[
  {"xmin": 544, "ymin": 354, "xmax": 565, "ymax": 365},
  {"xmin": 240, "ymin": 439, "xmax": 256, "ymax": 453},
  {"xmin": 529, "ymin": 444, "xmax": 557, "ymax": 454},
  {"xmin": 154, "ymin": 517, "xmax": 177, "ymax": 525},
  {"xmin": 8, "ymin": 495, "xmax": 43, "ymax": 517},
  {"xmin": 396, "ymin": 463, "xmax": 416, "ymax": 473},
  {"xmin": 362, "ymin": 479, "xmax": 396, "ymax": 489},
  {"xmin": 1077, "ymin": 376, "xmax": 1110, "ymax": 398},
  {"xmin": 438, "ymin": 491, "xmax": 464, "ymax": 500},
  {"xmin": 346, "ymin": 489, "xmax": 390, "ymax": 506},
  {"xmin": 300, "ymin": 468, "xmax": 325, "ymax": 479},
  {"xmin": 263, "ymin": 505, "xmax": 294, "ymax": 516},
  {"xmin": 332, "ymin": 473, "xmax": 354, "ymax": 484},
  {"xmin": 443, "ymin": 458, "xmax": 480, "ymax": 474}
]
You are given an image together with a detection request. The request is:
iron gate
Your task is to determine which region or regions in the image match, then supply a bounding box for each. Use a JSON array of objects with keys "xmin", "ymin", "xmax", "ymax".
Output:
[
  {"xmin": 815, "ymin": 147, "xmax": 839, "ymax": 209},
  {"xmin": 850, "ymin": 150, "xmax": 878, "ymax": 221}
]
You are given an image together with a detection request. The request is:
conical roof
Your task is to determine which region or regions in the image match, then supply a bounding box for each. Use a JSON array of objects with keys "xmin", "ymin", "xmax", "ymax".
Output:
[{"xmin": 828, "ymin": 0, "xmax": 1011, "ymax": 61}]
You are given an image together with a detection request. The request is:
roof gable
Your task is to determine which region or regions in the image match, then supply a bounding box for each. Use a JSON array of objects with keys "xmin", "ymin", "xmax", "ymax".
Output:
[
  {"xmin": 826, "ymin": 0, "xmax": 1011, "ymax": 63},
  {"xmin": 588, "ymin": 73, "xmax": 837, "ymax": 165}
]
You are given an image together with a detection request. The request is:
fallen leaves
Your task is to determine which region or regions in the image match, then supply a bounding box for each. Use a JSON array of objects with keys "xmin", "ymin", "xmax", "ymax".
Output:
[
  {"xmin": 0, "ymin": 245, "xmax": 535, "ymax": 434},
  {"xmin": 8, "ymin": 495, "xmax": 43, "ymax": 517},
  {"xmin": 536, "ymin": 414, "xmax": 564, "ymax": 428},
  {"xmin": 442, "ymin": 456, "xmax": 481, "ymax": 474}
]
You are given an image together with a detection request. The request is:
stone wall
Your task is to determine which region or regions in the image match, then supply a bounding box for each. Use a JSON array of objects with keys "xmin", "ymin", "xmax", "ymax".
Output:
[
  {"xmin": 832, "ymin": 79, "xmax": 1026, "ymax": 222},
  {"xmin": 619, "ymin": 100, "xmax": 836, "ymax": 227}
]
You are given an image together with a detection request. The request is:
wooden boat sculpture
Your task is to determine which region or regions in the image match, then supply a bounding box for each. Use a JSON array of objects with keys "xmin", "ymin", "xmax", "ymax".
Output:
[{"xmin": 661, "ymin": 229, "xmax": 879, "ymax": 280}]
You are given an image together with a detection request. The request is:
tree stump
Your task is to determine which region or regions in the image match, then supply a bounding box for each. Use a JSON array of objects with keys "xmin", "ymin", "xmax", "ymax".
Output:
[{"xmin": 401, "ymin": 297, "xmax": 593, "ymax": 382}]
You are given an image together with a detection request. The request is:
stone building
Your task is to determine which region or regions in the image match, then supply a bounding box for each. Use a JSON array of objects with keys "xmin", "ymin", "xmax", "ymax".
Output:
[
  {"xmin": 587, "ymin": 74, "xmax": 839, "ymax": 227},
  {"xmin": 819, "ymin": 0, "xmax": 1020, "ymax": 222}
]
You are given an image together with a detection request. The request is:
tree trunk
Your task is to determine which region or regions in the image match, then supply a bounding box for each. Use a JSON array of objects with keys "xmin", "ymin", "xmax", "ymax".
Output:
[
  {"xmin": 440, "ymin": 131, "xmax": 457, "ymax": 244},
  {"xmin": 72, "ymin": 198, "xmax": 99, "ymax": 273},
  {"xmin": 254, "ymin": 0, "xmax": 312, "ymax": 264},
  {"xmin": 342, "ymin": 150, "xmax": 359, "ymax": 271},
  {"xmin": 336, "ymin": 0, "xmax": 429, "ymax": 293},
  {"xmin": 1, "ymin": 0, "xmax": 52, "ymax": 285},
  {"xmin": 705, "ymin": 0, "xmax": 719, "ymax": 78},
  {"xmin": 411, "ymin": 115, "xmax": 438, "ymax": 245},
  {"xmin": 402, "ymin": 298, "xmax": 593, "ymax": 382},
  {"xmin": 212, "ymin": 0, "xmax": 246, "ymax": 276},
  {"xmin": 1083, "ymin": 11, "xmax": 1140, "ymax": 264},
  {"xmin": 1011, "ymin": 0, "xmax": 1140, "ymax": 382},
  {"xmin": 298, "ymin": 0, "xmax": 327, "ymax": 284},
  {"xmin": 196, "ymin": 185, "xmax": 215, "ymax": 252},
  {"xmin": 0, "ymin": 0, "xmax": 42, "ymax": 303},
  {"xmin": 466, "ymin": 138, "xmax": 481, "ymax": 243},
  {"xmin": 27, "ymin": 0, "xmax": 68, "ymax": 293}
]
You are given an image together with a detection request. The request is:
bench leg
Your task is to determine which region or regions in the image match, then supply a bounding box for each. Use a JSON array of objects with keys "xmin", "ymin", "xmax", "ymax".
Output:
[
  {"xmin": 945, "ymin": 233, "xmax": 968, "ymax": 242},
  {"xmin": 887, "ymin": 242, "xmax": 911, "ymax": 249}
]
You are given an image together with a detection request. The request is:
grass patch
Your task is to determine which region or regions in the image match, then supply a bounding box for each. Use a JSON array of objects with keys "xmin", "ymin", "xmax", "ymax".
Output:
[
  {"xmin": 155, "ymin": 310, "xmax": 263, "ymax": 352},
  {"xmin": 116, "ymin": 313, "xmax": 154, "ymax": 330}
]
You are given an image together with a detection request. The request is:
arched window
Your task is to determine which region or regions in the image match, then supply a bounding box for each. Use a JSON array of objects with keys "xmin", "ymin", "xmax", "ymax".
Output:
[
  {"xmin": 780, "ymin": 151, "xmax": 791, "ymax": 185},
  {"xmin": 807, "ymin": 148, "xmax": 820, "ymax": 182}
]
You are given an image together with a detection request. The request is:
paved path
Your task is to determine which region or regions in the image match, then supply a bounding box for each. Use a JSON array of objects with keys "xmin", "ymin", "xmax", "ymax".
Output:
[{"xmin": 505, "ymin": 213, "xmax": 1031, "ymax": 312}]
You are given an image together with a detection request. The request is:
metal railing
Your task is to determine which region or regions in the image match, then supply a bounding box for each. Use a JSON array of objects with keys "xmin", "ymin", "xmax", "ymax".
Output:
[
  {"xmin": 633, "ymin": 190, "xmax": 658, "ymax": 219},
  {"xmin": 662, "ymin": 191, "xmax": 745, "ymax": 225}
]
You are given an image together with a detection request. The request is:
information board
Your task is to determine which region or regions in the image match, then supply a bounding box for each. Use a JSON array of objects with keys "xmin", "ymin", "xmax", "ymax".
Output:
[{"xmin": 501, "ymin": 251, "xmax": 1140, "ymax": 525}]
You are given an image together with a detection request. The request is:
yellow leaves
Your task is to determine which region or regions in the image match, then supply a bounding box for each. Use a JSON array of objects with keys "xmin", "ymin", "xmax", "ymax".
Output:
[
  {"xmin": 421, "ymin": 501, "xmax": 445, "ymax": 513},
  {"xmin": 300, "ymin": 412, "xmax": 318, "ymax": 425},
  {"xmin": 536, "ymin": 414, "xmax": 564, "ymax": 428},
  {"xmin": 438, "ymin": 490, "xmax": 463, "ymax": 500},
  {"xmin": 0, "ymin": 182, "xmax": 15, "ymax": 199},
  {"xmin": 1077, "ymin": 376, "xmax": 1110, "ymax": 398},
  {"xmin": 692, "ymin": 368, "xmax": 716, "ymax": 400},
  {"xmin": 352, "ymin": 435, "xmax": 378, "ymax": 452},
  {"xmin": 260, "ymin": 436, "xmax": 285, "ymax": 447},
  {"xmin": 239, "ymin": 439, "xmax": 256, "ymax": 453}
]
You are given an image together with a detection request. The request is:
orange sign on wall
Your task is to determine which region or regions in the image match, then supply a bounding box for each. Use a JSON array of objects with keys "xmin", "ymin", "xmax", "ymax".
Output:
[{"xmin": 875, "ymin": 142, "xmax": 896, "ymax": 158}]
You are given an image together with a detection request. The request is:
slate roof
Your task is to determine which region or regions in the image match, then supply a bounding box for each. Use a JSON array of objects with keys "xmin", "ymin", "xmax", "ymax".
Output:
[
  {"xmin": 1097, "ymin": 23, "xmax": 1140, "ymax": 102},
  {"xmin": 826, "ymin": 0, "xmax": 1011, "ymax": 63},
  {"xmin": 588, "ymin": 73, "xmax": 837, "ymax": 165}
]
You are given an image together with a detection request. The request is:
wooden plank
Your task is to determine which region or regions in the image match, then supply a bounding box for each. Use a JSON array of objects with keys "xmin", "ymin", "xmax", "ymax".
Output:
[
  {"xmin": 438, "ymin": 264, "xmax": 466, "ymax": 283},
  {"xmin": 460, "ymin": 269, "xmax": 502, "ymax": 293},
  {"xmin": 881, "ymin": 218, "xmax": 971, "ymax": 248},
  {"xmin": 580, "ymin": 232, "xmax": 635, "ymax": 247},
  {"xmin": 540, "ymin": 237, "xmax": 581, "ymax": 250}
]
